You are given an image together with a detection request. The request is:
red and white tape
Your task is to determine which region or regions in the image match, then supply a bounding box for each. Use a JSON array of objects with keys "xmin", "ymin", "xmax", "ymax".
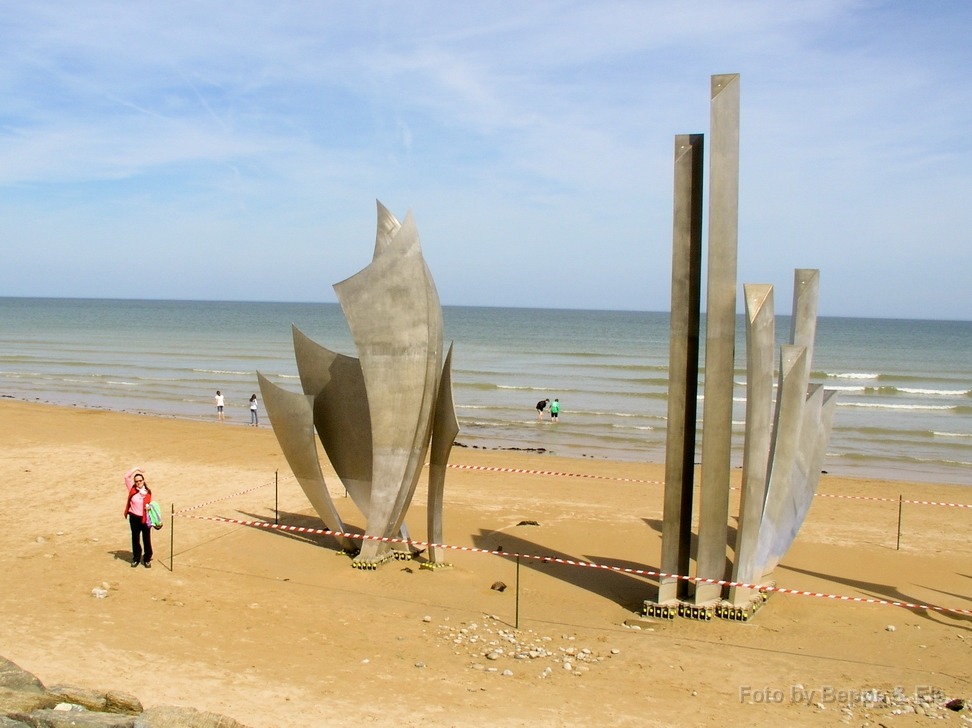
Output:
[
  {"xmin": 443, "ymin": 463, "xmax": 663, "ymax": 485},
  {"xmin": 175, "ymin": 513, "xmax": 972, "ymax": 618},
  {"xmin": 443, "ymin": 465, "xmax": 971, "ymax": 508},
  {"xmin": 175, "ymin": 481, "xmax": 274, "ymax": 514}
]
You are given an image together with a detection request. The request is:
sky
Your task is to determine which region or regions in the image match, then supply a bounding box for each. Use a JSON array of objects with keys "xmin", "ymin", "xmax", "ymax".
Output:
[{"xmin": 1, "ymin": 1, "xmax": 970, "ymax": 319}]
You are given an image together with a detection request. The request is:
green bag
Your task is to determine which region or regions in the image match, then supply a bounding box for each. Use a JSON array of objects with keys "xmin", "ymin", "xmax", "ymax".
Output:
[{"xmin": 146, "ymin": 501, "xmax": 163, "ymax": 530}]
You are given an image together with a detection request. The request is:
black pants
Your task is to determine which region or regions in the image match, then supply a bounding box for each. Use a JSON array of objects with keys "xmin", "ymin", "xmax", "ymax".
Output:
[{"xmin": 129, "ymin": 513, "xmax": 153, "ymax": 563}]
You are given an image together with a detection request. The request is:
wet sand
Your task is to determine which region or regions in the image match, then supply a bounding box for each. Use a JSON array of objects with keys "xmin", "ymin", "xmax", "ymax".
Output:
[{"xmin": 1, "ymin": 399, "xmax": 970, "ymax": 727}]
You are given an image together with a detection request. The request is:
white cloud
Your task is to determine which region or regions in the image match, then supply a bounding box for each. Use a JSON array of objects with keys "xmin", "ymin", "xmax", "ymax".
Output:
[{"xmin": 0, "ymin": 0, "xmax": 970, "ymax": 317}]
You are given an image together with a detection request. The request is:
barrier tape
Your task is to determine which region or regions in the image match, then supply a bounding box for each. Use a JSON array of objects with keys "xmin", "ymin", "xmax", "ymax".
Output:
[
  {"xmin": 443, "ymin": 465, "xmax": 971, "ymax": 508},
  {"xmin": 813, "ymin": 492, "xmax": 972, "ymax": 508},
  {"xmin": 176, "ymin": 513, "xmax": 972, "ymax": 618},
  {"xmin": 444, "ymin": 463, "xmax": 663, "ymax": 485},
  {"xmin": 174, "ymin": 480, "xmax": 274, "ymax": 514}
]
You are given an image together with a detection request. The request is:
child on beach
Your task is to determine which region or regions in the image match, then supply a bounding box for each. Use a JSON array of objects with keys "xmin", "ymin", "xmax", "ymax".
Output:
[
  {"xmin": 123, "ymin": 468, "xmax": 154, "ymax": 568},
  {"xmin": 215, "ymin": 390, "xmax": 224, "ymax": 422},
  {"xmin": 550, "ymin": 399, "xmax": 560, "ymax": 422}
]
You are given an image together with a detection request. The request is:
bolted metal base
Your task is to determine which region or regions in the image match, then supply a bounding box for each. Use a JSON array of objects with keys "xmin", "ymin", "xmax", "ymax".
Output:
[
  {"xmin": 419, "ymin": 561, "xmax": 453, "ymax": 570},
  {"xmin": 644, "ymin": 591, "xmax": 770, "ymax": 624},
  {"xmin": 644, "ymin": 602, "xmax": 678, "ymax": 620},
  {"xmin": 680, "ymin": 603, "xmax": 715, "ymax": 621}
]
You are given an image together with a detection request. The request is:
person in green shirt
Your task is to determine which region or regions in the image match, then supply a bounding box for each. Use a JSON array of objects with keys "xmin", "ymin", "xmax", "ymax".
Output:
[{"xmin": 550, "ymin": 398, "xmax": 560, "ymax": 422}]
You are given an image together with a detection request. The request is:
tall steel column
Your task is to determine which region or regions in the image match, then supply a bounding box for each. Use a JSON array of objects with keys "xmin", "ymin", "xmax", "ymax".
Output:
[
  {"xmin": 657, "ymin": 133, "xmax": 704, "ymax": 604},
  {"xmin": 695, "ymin": 73, "xmax": 741, "ymax": 605}
]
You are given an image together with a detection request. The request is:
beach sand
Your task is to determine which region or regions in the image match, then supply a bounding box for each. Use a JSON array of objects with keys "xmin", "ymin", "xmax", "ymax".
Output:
[{"xmin": 1, "ymin": 399, "xmax": 970, "ymax": 726}]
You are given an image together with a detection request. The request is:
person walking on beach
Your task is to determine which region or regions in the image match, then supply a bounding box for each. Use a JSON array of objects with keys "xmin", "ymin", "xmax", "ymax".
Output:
[
  {"xmin": 249, "ymin": 393, "xmax": 259, "ymax": 426},
  {"xmin": 123, "ymin": 468, "xmax": 154, "ymax": 568},
  {"xmin": 215, "ymin": 390, "xmax": 225, "ymax": 422},
  {"xmin": 550, "ymin": 398, "xmax": 560, "ymax": 422},
  {"xmin": 536, "ymin": 398, "xmax": 549, "ymax": 421}
]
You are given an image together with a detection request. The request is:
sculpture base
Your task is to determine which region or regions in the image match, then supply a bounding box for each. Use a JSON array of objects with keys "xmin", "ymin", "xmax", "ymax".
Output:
[
  {"xmin": 714, "ymin": 591, "xmax": 768, "ymax": 622},
  {"xmin": 419, "ymin": 561, "xmax": 453, "ymax": 571},
  {"xmin": 351, "ymin": 550, "xmax": 395, "ymax": 570},
  {"xmin": 644, "ymin": 602, "xmax": 678, "ymax": 620},
  {"xmin": 644, "ymin": 591, "xmax": 770, "ymax": 624}
]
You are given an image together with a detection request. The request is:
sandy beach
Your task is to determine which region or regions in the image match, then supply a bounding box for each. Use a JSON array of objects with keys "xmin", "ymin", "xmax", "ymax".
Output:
[{"xmin": 1, "ymin": 398, "xmax": 970, "ymax": 727}]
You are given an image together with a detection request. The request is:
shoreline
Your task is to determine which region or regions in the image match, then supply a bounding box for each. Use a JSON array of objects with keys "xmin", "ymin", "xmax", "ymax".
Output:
[
  {"xmin": 1, "ymin": 399, "xmax": 970, "ymax": 727},
  {"xmin": 4, "ymin": 395, "xmax": 969, "ymax": 487}
]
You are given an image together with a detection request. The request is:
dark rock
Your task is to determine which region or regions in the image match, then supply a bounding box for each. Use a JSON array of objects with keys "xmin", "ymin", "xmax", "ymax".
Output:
[
  {"xmin": 0, "ymin": 716, "xmax": 31, "ymax": 728},
  {"xmin": 0, "ymin": 688, "xmax": 59, "ymax": 715},
  {"xmin": 0, "ymin": 658, "xmax": 45, "ymax": 693},
  {"xmin": 134, "ymin": 706, "xmax": 250, "ymax": 728},
  {"xmin": 48, "ymin": 687, "xmax": 107, "ymax": 713},
  {"xmin": 946, "ymin": 698, "xmax": 965, "ymax": 711},
  {"xmin": 490, "ymin": 581, "xmax": 507, "ymax": 592},
  {"xmin": 516, "ymin": 520, "xmax": 540, "ymax": 527},
  {"xmin": 104, "ymin": 692, "xmax": 142, "ymax": 716},
  {"xmin": 12, "ymin": 710, "xmax": 135, "ymax": 728}
]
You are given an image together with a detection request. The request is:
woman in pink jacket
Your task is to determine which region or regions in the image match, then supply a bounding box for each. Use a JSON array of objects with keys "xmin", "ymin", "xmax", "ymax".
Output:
[{"xmin": 124, "ymin": 468, "xmax": 154, "ymax": 568}]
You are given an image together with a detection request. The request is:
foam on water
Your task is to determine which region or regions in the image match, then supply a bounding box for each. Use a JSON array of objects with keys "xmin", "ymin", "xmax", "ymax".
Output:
[{"xmin": 0, "ymin": 298, "xmax": 970, "ymax": 485}]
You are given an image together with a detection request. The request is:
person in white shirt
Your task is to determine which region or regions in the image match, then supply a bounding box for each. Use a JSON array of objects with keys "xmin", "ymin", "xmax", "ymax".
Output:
[
  {"xmin": 215, "ymin": 390, "xmax": 225, "ymax": 422},
  {"xmin": 249, "ymin": 393, "xmax": 259, "ymax": 426}
]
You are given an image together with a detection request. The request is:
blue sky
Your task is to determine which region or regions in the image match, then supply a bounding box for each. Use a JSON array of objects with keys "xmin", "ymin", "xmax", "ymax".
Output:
[{"xmin": 1, "ymin": 1, "xmax": 970, "ymax": 318}]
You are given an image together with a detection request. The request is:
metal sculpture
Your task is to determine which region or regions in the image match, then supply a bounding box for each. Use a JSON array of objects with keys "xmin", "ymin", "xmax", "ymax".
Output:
[
  {"xmin": 727, "ymin": 283, "xmax": 775, "ymax": 606},
  {"xmin": 658, "ymin": 133, "xmax": 704, "ymax": 604},
  {"xmin": 695, "ymin": 73, "xmax": 742, "ymax": 606},
  {"xmin": 650, "ymin": 74, "xmax": 838, "ymax": 620},
  {"xmin": 258, "ymin": 201, "xmax": 458, "ymax": 569}
]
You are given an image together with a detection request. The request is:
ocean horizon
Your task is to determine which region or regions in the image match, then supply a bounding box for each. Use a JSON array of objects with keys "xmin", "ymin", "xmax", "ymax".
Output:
[{"xmin": 1, "ymin": 296, "xmax": 970, "ymax": 487}]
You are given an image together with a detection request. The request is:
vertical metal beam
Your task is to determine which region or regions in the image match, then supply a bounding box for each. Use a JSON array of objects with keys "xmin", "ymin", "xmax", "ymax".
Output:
[
  {"xmin": 657, "ymin": 133, "xmax": 704, "ymax": 604},
  {"xmin": 729, "ymin": 283, "xmax": 774, "ymax": 605},
  {"xmin": 791, "ymin": 269, "xmax": 820, "ymax": 368},
  {"xmin": 695, "ymin": 73, "xmax": 741, "ymax": 605},
  {"xmin": 754, "ymin": 345, "xmax": 809, "ymax": 577}
]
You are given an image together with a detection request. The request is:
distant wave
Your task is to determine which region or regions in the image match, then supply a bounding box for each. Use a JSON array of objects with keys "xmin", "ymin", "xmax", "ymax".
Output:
[
  {"xmin": 824, "ymin": 372, "xmax": 880, "ymax": 380},
  {"xmin": 572, "ymin": 363, "xmax": 668, "ymax": 372},
  {"xmin": 191, "ymin": 368, "xmax": 251, "ymax": 375},
  {"xmin": 837, "ymin": 402, "xmax": 955, "ymax": 411},
  {"xmin": 826, "ymin": 385, "xmax": 969, "ymax": 396},
  {"xmin": 896, "ymin": 387, "xmax": 970, "ymax": 396},
  {"xmin": 456, "ymin": 404, "xmax": 663, "ymax": 422},
  {"xmin": 933, "ymin": 431, "xmax": 972, "ymax": 438}
]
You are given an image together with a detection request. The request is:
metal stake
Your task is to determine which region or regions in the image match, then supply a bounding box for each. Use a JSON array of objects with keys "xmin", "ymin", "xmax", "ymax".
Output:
[
  {"xmin": 275, "ymin": 469, "xmax": 279, "ymax": 525},
  {"xmin": 169, "ymin": 503, "xmax": 174, "ymax": 572},
  {"xmin": 515, "ymin": 555, "xmax": 521, "ymax": 630},
  {"xmin": 896, "ymin": 494, "xmax": 903, "ymax": 550}
]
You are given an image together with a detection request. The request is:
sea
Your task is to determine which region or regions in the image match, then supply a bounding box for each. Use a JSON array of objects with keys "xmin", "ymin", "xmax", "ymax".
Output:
[{"xmin": 0, "ymin": 297, "xmax": 970, "ymax": 486}]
